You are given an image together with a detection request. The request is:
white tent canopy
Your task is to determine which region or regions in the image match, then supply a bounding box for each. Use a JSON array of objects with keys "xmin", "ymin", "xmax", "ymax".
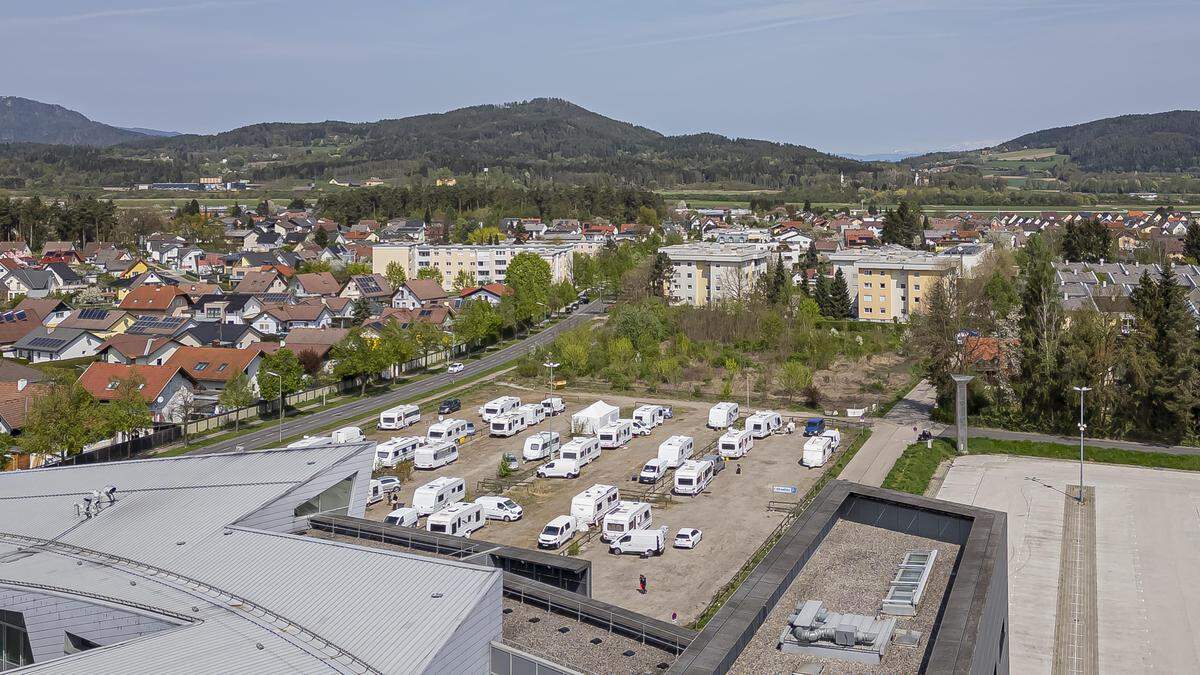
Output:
[{"xmin": 572, "ymin": 400, "xmax": 620, "ymax": 435}]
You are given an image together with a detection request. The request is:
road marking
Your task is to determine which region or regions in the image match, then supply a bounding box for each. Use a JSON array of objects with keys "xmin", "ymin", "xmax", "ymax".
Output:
[{"xmin": 1052, "ymin": 485, "xmax": 1098, "ymax": 675}]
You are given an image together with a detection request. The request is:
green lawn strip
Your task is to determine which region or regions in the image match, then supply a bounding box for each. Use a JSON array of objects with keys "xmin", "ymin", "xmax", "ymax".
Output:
[
  {"xmin": 881, "ymin": 439, "xmax": 958, "ymax": 495},
  {"xmin": 967, "ymin": 437, "xmax": 1200, "ymax": 471},
  {"xmin": 688, "ymin": 426, "xmax": 873, "ymax": 631}
]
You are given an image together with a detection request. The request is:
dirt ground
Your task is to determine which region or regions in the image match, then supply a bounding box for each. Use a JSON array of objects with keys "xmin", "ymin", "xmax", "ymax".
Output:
[{"xmin": 360, "ymin": 384, "xmax": 840, "ymax": 625}]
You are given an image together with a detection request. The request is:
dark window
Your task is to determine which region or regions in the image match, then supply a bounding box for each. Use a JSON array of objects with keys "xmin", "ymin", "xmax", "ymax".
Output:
[{"xmin": 293, "ymin": 474, "xmax": 355, "ymax": 517}]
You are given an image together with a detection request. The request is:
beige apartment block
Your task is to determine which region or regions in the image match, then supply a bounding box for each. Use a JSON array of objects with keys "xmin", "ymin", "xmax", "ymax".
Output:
[
  {"xmin": 661, "ymin": 243, "xmax": 769, "ymax": 306},
  {"xmin": 372, "ymin": 243, "xmax": 574, "ymax": 290},
  {"xmin": 827, "ymin": 245, "xmax": 981, "ymax": 322}
]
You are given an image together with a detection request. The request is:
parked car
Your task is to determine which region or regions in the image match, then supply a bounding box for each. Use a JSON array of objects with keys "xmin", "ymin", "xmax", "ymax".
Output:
[
  {"xmin": 438, "ymin": 398, "xmax": 462, "ymax": 414},
  {"xmin": 464, "ymin": 422, "xmax": 477, "ymax": 436},
  {"xmin": 501, "ymin": 452, "xmax": 519, "ymax": 472},
  {"xmin": 803, "ymin": 417, "xmax": 826, "ymax": 437},
  {"xmin": 537, "ymin": 459, "xmax": 580, "ymax": 479},
  {"xmin": 631, "ymin": 421, "xmax": 652, "ymax": 437},
  {"xmin": 376, "ymin": 476, "xmax": 402, "ymax": 493},
  {"xmin": 538, "ymin": 515, "xmax": 579, "ymax": 549},
  {"xmin": 447, "ymin": 362, "xmax": 465, "ymax": 374},
  {"xmin": 673, "ymin": 528, "xmax": 703, "ymax": 549},
  {"xmin": 475, "ymin": 496, "xmax": 524, "ymax": 521}
]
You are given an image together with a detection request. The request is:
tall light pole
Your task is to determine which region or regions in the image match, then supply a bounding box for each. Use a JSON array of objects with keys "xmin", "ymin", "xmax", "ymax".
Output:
[
  {"xmin": 265, "ymin": 371, "xmax": 283, "ymax": 443},
  {"xmin": 1072, "ymin": 386, "xmax": 1091, "ymax": 503},
  {"xmin": 542, "ymin": 361, "xmax": 560, "ymax": 393}
]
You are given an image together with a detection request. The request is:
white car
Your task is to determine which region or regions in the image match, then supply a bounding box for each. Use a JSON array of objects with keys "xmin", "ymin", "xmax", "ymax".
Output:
[
  {"xmin": 631, "ymin": 421, "xmax": 652, "ymax": 437},
  {"xmin": 376, "ymin": 476, "xmax": 402, "ymax": 493},
  {"xmin": 447, "ymin": 362, "xmax": 465, "ymax": 374},
  {"xmin": 673, "ymin": 528, "xmax": 703, "ymax": 549}
]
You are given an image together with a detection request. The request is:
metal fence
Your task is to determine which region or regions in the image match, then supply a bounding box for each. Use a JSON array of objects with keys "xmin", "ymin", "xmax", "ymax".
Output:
[{"xmin": 46, "ymin": 426, "xmax": 182, "ymax": 467}]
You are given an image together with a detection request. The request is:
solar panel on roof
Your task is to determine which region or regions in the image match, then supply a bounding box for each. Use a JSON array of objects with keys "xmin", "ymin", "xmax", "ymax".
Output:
[
  {"xmin": 13, "ymin": 310, "xmax": 25, "ymax": 321},
  {"xmin": 79, "ymin": 308, "xmax": 108, "ymax": 320},
  {"xmin": 29, "ymin": 337, "xmax": 65, "ymax": 349}
]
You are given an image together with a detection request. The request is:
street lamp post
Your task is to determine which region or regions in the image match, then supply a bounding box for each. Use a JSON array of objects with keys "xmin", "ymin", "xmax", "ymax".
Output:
[
  {"xmin": 1073, "ymin": 385, "xmax": 1091, "ymax": 503},
  {"xmin": 265, "ymin": 371, "xmax": 283, "ymax": 443}
]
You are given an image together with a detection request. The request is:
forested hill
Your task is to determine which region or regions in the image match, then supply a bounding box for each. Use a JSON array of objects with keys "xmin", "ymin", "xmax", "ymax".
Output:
[
  {"xmin": 996, "ymin": 110, "xmax": 1200, "ymax": 172},
  {"xmin": 0, "ymin": 96, "xmax": 149, "ymax": 146}
]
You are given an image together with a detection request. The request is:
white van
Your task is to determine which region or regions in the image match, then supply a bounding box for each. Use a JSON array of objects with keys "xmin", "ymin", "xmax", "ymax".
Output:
[
  {"xmin": 674, "ymin": 459, "xmax": 715, "ymax": 496},
  {"xmin": 718, "ymin": 428, "xmax": 754, "ymax": 459},
  {"xmin": 490, "ymin": 413, "xmax": 528, "ymax": 438},
  {"xmin": 516, "ymin": 403, "xmax": 546, "ymax": 427},
  {"xmin": 427, "ymin": 418, "xmax": 470, "ymax": 445},
  {"xmin": 657, "ymin": 435, "xmax": 694, "ymax": 468},
  {"xmin": 541, "ymin": 397, "xmax": 566, "ymax": 416},
  {"xmin": 479, "ymin": 396, "xmax": 521, "ymax": 422},
  {"xmin": 802, "ymin": 435, "xmax": 834, "ymax": 468},
  {"xmin": 598, "ymin": 421, "xmax": 633, "ymax": 449},
  {"xmin": 426, "ymin": 501, "xmax": 485, "ymax": 538},
  {"xmin": 602, "ymin": 500, "xmax": 653, "ymax": 542},
  {"xmin": 609, "ymin": 526, "xmax": 668, "ymax": 557},
  {"xmin": 538, "ymin": 515, "xmax": 579, "ymax": 549},
  {"xmin": 559, "ymin": 436, "xmax": 601, "ymax": 467},
  {"xmin": 373, "ymin": 436, "xmax": 423, "ymax": 469},
  {"xmin": 536, "ymin": 459, "xmax": 581, "ymax": 479},
  {"xmin": 523, "ymin": 431, "xmax": 561, "ymax": 461},
  {"xmin": 414, "ymin": 441, "xmax": 459, "ymax": 469},
  {"xmin": 707, "ymin": 402, "xmax": 739, "ymax": 429},
  {"xmin": 639, "ymin": 458, "xmax": 667, "ymax": 484},
  {"xmin": 474, "ymin": 496, "xmax": 523, "ymax": 521},
  {"xmin": 746, "ymin": 410, "xmax": 783, "ymax": 438},
  {"xmin": 633, "ymin": 404, "xmax": 666, "ymax": 430},
  {"xmin": 331, "ymin": 426, "xmax": 365, "ymax": 443},
  {"xmin": 412, "ymin": 477, "xmax": 466, "ymax": 515},
  {"xmin": 570, "ymin": 484, "xmax": 620, "ymax": 526},
  {"xmin": 383, "ymin": 507, "xmax": 419, "ymax": 527},
  {"xmin": 378, "ymin": 404, "xmax": 421, "ymax": 430}
]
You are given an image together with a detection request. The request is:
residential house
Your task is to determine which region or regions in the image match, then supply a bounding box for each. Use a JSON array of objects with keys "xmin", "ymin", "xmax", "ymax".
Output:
[
  {"xmin": 0, "ymin": 242, "xmax": 33, "ymax": 259},
  {"xmin": 280, "ymin": 326, "xmax": 350, "ymax": 361},
  {"xmin": 0, "ymin": 308, "xmax": 47, "ymax": 352},
  {"xmin": 193, "ymin": 293, "xmax": 258, "ymax": 324},
  {"xmin": 9, "ymin": 326, "xmax": 102, "ymax": 363},
  {"xmin": 119, "ymin": 285, "xmax": 193, "ymax": 317},
  {"xmin": 175, "ymin": 322, "xmax": 264, "ymax": 350},
  {"xmin": 0, "ymin": 358, "xmax": 46, "ymax": 384},
  {"xmin": 166, "ymin": 345, "xmax": 274, "ymax": 395},
  {"xmin": 234, "ymin": 270, "xmax": 288, "ymax": 295},
  {"xmin": 0, "ymin": 269, "xmax": 56, "ymax": 299},
  {"xmin": 124, "ymin": 315, "xmax": 195, "ymax": 339},
  {"xmin": 323, "ymin": 297, "xmax": 355, "ymax": 324},
  {"xmin": 248, "ymin": 301, "xmax": 333, "ymax": 335},
  {"xmin": 457, "ymin": 283, "xmax": 513, "ymax": 307},
  {"xmin": 371, "ymin": 306, "xmax": 454, "ymax": 331},
  {"xmin": 392, "ymin": 279, "xmax": 451, "ymax": 309},
  {"xmin": 14, "ymin": 298, "xmax": 72, "ymax": 326},
  {"xmin": 45, "ymin": 262, "xmax": 86, "ymax": 291},
  {"xmin": 340, "ymin": 274, "xmax": 393, "ymax": 303},
  {"xmin": 56, "ymin": 308, "xmax": 135, "ymax": 338},
  {"xmin": 78, "ymin": 363, "xmax": 197, "ymax": 423},
  {"xmin": 96, "ymin": 334, "xmax": 177, "ymax": 365},
  {"xmin": 0, "ymin": 378, "xmax": 48, "ymax": 434},
  {"xmin": 293, "ymin": 272, "xmax": 342, "ymax": 298}
]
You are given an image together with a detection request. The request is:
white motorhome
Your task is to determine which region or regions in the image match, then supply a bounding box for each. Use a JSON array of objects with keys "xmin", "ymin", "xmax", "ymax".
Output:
[
  {"xmin": 378, "ymin": 404, "xmax": 421, "ymax": 430},
  {"xmin": 570, "ymin": 484, "xmax": 620, "ymax": 526},
  {"xmin": 516, "ymin": 403, "xmax": 546, "ymax": 427},
  {"xmin": 426, "ymin": 501, "xmax": 485, "ymax": 538},
  {"xmin": 597, "ymin": 421, "xmax": 633, "ymax": 449},
  {"xmin": 802, "ymin": 435, "xmax": 834, "ymax": 468},
  {"xmin": 383, "ymin": 507, "xmax": 419, "ymax": 527},
  {"xmin": 479, "ymin": 396, "xmax": 521, "ymax": 422},
  {"xmin": 559, "ymin": 436, "xmax": 601, "ymax": 467},
  {"xmin": 609, "ymin": 527, "xmax": 668, "ymax": 557},
  {"xmin": 718, "ymin": 428, "xmax": 754, "ymax": 459},
  {"xmin": 412, "ymin": 476, "xmax": 466, "ymax": 515},
  {"xmin": 538, "ymin": 515, "xmax": 579, "ymax": 549},
  {"xmin": 414, "ymin": 441, "xmax": 459, "ymax": 469},
  {"xmin": 657, "ymin": 435, "xmax": 694, "ymax": 468},
  {"xmin": 541, "ymin": 397, "xmax": 566, "ymax": 416},
  {"xmin": 523, "ymin": 431, "xmax": 561, "ymax": 461},
  {"xmin": 331, "ymin": 426, "xmax": 365, "ymax": 443},
  {"xmin": 572, "ymin": 400, "xmax": 620, "ymax": 435},
  {"xmin": 427, "ymin": 418, "xmax": 470, "ymax": 445},
  {"xmin": 707, "ymin": 402, "xmax": 739, "ymax": 429},
  {"xmin": 367, "ymin": 478, "xmax": 398, "ymax": 505},
  {"xmin": 633, "ymin": 404, "xmax": 666, "ymax": 430},
  {"xmin": 821, "ymin": 428, "xmax": 842, "ymax": 449},
  {"xmin": 601, "ymin": 501, "xmax": 653, "ymax": 543},
  {"xmin": 373, "ymin": 436, "xmax": 423, "ymax": 469},
  {"xmin": 490, "ymin": 413, "xmax": 528, "ymax": 438},
  {"xmin": 474, "ymin": 496, "xmax": 523, "ymax": 521},
  {"xmin": 674, "ymin": 459, "xmax": 715, "ymax": 496},
  {"xmin": 746, "ymin": 410, "xmax": 783, "ymax": 438}
]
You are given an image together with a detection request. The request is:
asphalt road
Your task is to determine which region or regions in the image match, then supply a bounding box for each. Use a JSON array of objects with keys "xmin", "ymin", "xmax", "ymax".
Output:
[{"xmin": 197, "ymin": 300, "xmax": 605, "ymax": 454}]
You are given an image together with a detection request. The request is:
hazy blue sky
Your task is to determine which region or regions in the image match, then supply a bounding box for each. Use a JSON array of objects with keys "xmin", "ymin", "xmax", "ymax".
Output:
[{"xmin": 4, "ymin": 0, "xmax": 1199, "ymax": 154}]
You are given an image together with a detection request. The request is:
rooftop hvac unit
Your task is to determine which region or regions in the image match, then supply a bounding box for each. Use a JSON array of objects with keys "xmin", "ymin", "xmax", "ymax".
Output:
[
  {"xmin": 881, "ymin": 549, "xmax": 937, "ymax": 616},
  {"xmin": 778, "ymin": 600, "xmax": 896, "ymax": 665}
]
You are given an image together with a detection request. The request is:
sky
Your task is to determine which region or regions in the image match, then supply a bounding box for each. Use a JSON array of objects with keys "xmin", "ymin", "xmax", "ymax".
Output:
[{"xmin": 3, "ymin": 0, "xmax": 1200, "ymax": 155}]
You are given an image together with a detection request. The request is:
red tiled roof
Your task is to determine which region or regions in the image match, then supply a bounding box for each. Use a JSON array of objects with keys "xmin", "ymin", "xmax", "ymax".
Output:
[
  {"xmin": 459, "ymin": 283, "xmax": 513, "ymax": 298},
  {"xmin": 403, "ymin": 279, "xmax": 447, "ymax": 301},
  {"xmin": 0, "ymin": 380, "xmax": 48, "ymax": 430},
  {"xmin": 119, "ymin": 285, "xmax": 190, "ymax": 311},
  {"xmin": 78, "ymin": 363, "xmax": 188, "ymax": 402},
  {"xmin": 166, "ymin": 346, "xmax": 262, "ymax": 383},
  {"xmin": 295, "ymin": 272, "xmax": 342, "ymax": 295}
]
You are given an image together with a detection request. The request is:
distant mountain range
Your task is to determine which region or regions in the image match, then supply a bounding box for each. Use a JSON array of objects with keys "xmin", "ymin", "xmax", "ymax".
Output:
[
  {"xmin": 993, "ymin": 110, "xmax": 1200, "ymax": 172},
  {"xmin": 0, "ymin": 96, "xmax": 153, "ymax": 146},
  {"xmin": 118, "ymin": 126, "xmax": 181, "ymax": 138}
]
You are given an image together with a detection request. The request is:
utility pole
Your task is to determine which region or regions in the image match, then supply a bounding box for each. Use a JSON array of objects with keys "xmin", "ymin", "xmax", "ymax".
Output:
[
  {"xmin": 266, "ymin": 371, "xmax": 283, "ymax": 443},
  {"xmin": 1073, "ymin": 386, "xmax": 1091, "ymax": 503}
]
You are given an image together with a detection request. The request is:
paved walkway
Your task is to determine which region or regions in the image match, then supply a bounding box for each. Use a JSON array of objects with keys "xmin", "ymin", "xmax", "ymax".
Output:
[{"xmin": 839, "ymin": 379, "xmax": 943, "ymax": 487}]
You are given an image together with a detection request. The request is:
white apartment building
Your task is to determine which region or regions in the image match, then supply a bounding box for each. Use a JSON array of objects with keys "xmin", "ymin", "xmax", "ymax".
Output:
[
  {"xmin": 660, "ymin": 243, "xmax": 770, "ymax": 306},
  {"xmin": 372, "ymin": 243, "xmax": 574, "ymax": 291}
]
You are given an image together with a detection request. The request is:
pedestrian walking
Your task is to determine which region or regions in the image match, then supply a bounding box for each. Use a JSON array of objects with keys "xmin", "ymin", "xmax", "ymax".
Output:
[
  {"xmin": 671, "ymin": 611, "xmax": 677, "ymax": 625},
  {"xmin": 639, "ymin": 574, "xmax": 647, "ymax": 594}
]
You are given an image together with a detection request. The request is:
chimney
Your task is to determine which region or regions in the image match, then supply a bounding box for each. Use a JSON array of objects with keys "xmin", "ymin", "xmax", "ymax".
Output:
[
  {"xmin": 17, "ymin": 378, "xmax": 27, "ymax": 392},
  {"xmin": 212, "ymin": 339, "xmax": 220, "ymax": 347}
]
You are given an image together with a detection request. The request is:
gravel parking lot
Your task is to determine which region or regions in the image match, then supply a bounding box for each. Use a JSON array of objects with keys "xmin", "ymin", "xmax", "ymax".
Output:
[{"xmin": 360, "ymin": 385, "xmax": 839, "ymax": 625}]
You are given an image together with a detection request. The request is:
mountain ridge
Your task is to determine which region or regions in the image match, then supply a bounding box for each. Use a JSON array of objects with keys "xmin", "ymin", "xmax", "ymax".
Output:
[{"xmin": 0, "ymin": 96, "xmax": 150, "ymax": 146}]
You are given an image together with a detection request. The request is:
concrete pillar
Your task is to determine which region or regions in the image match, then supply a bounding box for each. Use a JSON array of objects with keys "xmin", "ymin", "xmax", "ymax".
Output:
[{"xmin": 952, "ymin": 374, "xmax": 974, "ymax": 454}]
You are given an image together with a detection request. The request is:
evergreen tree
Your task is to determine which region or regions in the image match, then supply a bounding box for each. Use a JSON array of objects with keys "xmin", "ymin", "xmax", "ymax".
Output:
[
  {"xmin": 351, "ymin": 298, "xmax": 372, "ymax": 326},
  {"xmin": 1062, "ymin": 217, "xmax": 1112, "ymax": 263},
  {"xmin": 768, "ymin": 254, "xmax": 788, "ymax": 304},
  {"xmin": 648, "ymin": 252, "xmax": 671, "ymax": 299},
  {"xmin": 804, "ymin": 241, "xmax": 819, "ymax": 270},
  {"xmin": 1185, "ymin": 220, "xmax": 1200, "ymax": 263},
  {"xmin": 256, "ymin": 200, "xmax": 270, "ymax": 216},
  {"xmin": 828, "ymin": 268, "xmax": 852, "ymax": 318},
  {"xmin": 313, "ymin": 227, "xmax": 329, "ymax": 248},
  {"xmin": 882, "ymin": 200, "xmax": 921, "ymax": 247},
  {"xmin": 803, "ymin": 199, "xmax": 812, "ymax": 213},
  {"xmin": 813, "ymin": 274, "xmax": 831, "ymax": 315},
  {"xmin": 1126, "ymin": 264, "xmax": 1195, "ymax": 442},
  {"xmin": 1017, "ymin": 234, "xmax": 1065, "ymax": 427}
]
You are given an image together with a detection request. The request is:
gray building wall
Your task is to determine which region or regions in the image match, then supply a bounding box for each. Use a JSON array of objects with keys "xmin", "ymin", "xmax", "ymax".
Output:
[
  {"xmin": 424, "ymin": 573, "xmax": 504, "ymax": 674},
  {"xmin": 0, "ymin": 587, "xmax": 176, "ymax": 665},
  {"xmin": 234, "ymin": 445, "xmax": 373, "ymax": 533}
]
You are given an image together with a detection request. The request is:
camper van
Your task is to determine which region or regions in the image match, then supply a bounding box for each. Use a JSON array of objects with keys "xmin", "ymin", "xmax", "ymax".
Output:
[
  {"xmin": 383, "ymin": 508, "xmax": 419, "ymax": 527},
  {"xmin": 609, "ymin": 527, "xmax": 668, "ymax": 557},
  {"xmin": 802, "ymin": 434, "xmax": 834, "ymax": 468},
  {"xmin": 523, "ymin": 431, "xmax": 561, "ymax": 461},
  {"xmin": 559, "ymin": 436, "xmax": 601, "ymax": 467},
  {"xmin": 639, "ymin": 458, "xmax": 667, "ymax": 484},
  {"xmin": 490, "ymin": 413, "xmax": 528, "ymax": 438},
  {"xmin": 414, "ymin": 441, "xmax": 459, "ymax": 469},
  {"xmin": 412, "ymin": 477, "xmax": 466, "ymax": 515},
  {"xmin": 373, "ymin": 436, "xmax": 423, "ymax": 469},
  {"xmin": 367, "ymin": 478, "xmax": 400, "ymax": 505},
  {"xmin": 538, "ymin": 515, "xmax": 580, "ymax": 549},
  {"xmin": 718, "ymin": 428, "xmax": 754, "ymax": 459},
  {"xmin": 479, "ymin": 396, "xmax": 521, "ymax": 422},
  {"xmin": 597, "ymin": 421, "xmax": 633, "ymax": 449},
  {"xmin": 821, "ymin": 428, "xmax": 842, "ymax": 449},
  {"xmin": 516, "ymin": 403, "xmax": 546, "ymax": 427},
  {"xmin": 746, "ymin": 410, "xmax": 783, "ymax": 438},
  {"xmin": 601, "ymin": 501, "xmax": 653, "ymax": 543},
  {"xmin": 707, "ymin": 402, "xmax": 739, "ymax": 429},
  {"xmin": 426, "ymin": 501, "xmax": 485, "ymax": 538},
  {"xmin": 633, "ymin": 404, "xmax": 666, "ymax": 430},
  {"xmin": 331, "ymin": 426, "xmax": 365, "ymax": 443},
  {"xmin": 378, "ymin": 404, "xmax": 421, "ymax": 430},
  {"xmin": 674, "ymin": 459, "xmax": 715, "ymax": 496},
  {"xmin": 541, "ymin": 397, "xmax": 566, "ymax": 416},
  {"xmin": 657, "ymin": 435, "xmax": 694, "ymax": 468},
  {"xmin": 570, "ymin": 484, "xmax": 620, "ymax": 526},
  {"xmin": 474, "ymin": 496, "xmax": 524, "ymax": 521},
  {"xmin": 427, "ymin": 418, "xmax": 470, "ymax": 445},
  {"xmin": 536, "ymin": 459, "xmax": 580, "ymax": 479}
]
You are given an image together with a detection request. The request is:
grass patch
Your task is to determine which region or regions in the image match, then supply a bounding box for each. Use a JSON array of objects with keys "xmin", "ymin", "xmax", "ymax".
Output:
[
  {"xmin": 968, "ymin": 437, "xmax": 1200, "ymax": 471},
  {"xmin": 881, "ymin": 439, "xmax": 957, "ymax": 495}
]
